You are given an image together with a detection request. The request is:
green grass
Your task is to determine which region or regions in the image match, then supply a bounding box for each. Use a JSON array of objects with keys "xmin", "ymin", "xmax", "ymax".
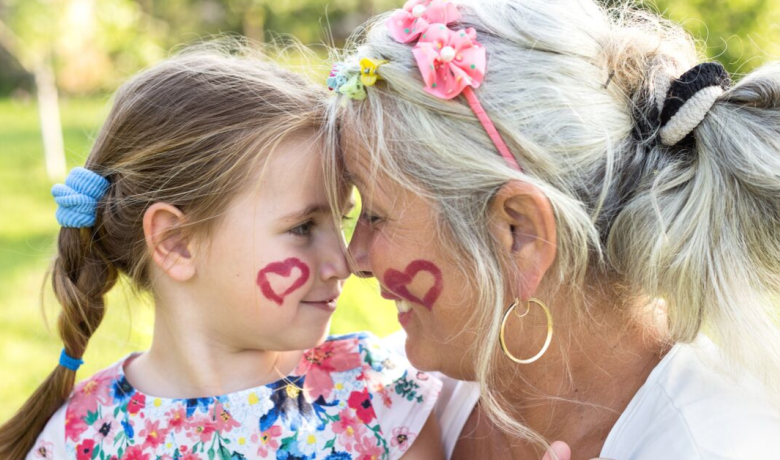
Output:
[{"xmin": 0, "ymin": 97, "xmax": 398, "ymax": 424}]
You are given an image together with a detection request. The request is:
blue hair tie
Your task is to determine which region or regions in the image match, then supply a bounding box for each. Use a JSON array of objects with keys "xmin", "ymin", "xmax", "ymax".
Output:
[
  {"xmin": 52, "ymin": 167, "xmax": 110, "ymax": 228},
  {"xmin": 59, "ymin": 349, "xmax": 84, "ymax": 371}
]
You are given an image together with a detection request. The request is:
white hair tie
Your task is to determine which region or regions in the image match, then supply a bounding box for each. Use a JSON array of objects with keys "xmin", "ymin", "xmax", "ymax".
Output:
[{"xmin": 657, "ymin": 62, "xmax": 731, "ymax": 147}]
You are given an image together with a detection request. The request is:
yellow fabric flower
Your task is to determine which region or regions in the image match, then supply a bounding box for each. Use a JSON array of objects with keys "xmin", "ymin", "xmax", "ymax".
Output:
[{"xmin": 359, "ymin": 58, "xmax": 389, "ymax": 87}]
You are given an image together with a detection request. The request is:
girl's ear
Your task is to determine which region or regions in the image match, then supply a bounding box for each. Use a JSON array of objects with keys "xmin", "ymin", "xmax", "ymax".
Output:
[
  {"xmin": 488, "ymin": 180, "xmax": 557, "ymax": 298},
  {"xmin": 143, "ymin": 203, "xmax": 196, "ymax": 282}
]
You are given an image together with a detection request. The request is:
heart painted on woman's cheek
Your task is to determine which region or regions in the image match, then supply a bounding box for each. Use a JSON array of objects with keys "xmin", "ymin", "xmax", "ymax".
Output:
[
  {"xmin": 256, "ymin": 258, "xmax": 311, "ymax": 306},
  {"xmin": 383, "ymin": 260, "xmax": 443, "ymax": 310}
]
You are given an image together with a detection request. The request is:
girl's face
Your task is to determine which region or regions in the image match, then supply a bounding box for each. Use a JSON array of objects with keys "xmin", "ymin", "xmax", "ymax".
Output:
[
  {"xmin": 193, "ymin": 132, "xmax": 352, "ymax": 352},
  {"xmin": 343, "ymin": 139, "xmax": 481, "ymax": 380}
]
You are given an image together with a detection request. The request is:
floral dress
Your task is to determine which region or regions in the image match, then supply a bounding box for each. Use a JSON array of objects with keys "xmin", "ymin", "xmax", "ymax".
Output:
[{"xmin": 27, "ymin": 332, "xmax": 442, "ymax": 460}]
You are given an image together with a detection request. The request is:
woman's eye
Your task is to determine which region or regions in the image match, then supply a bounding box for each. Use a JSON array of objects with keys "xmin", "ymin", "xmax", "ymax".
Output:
[
  {"xmin": 290, "ymin": 220, "xmax": 314, "ymax": 237},
  {"xmin": 359, "ymin": 212, "xmax": 383, "ymax": 226}
]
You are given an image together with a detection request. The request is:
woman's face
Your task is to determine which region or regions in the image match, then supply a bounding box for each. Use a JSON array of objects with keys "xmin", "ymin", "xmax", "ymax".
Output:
[{"xmin": 343, "ymin": 138, "xmax": 482, "ymax": 380}]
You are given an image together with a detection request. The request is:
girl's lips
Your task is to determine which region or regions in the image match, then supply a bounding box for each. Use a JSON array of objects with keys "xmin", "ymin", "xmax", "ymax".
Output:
[{"xmin": 301, "ymin": 299, "xmax": 338, "ymax": 312}]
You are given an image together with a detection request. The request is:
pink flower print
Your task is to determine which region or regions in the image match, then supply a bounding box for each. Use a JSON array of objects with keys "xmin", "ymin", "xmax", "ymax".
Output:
[
  {"xmin": 127, "ymin": 392, "xmax": 146, "ymax": 415},
  {"xmin": 64, "ymin": 410, "xmax": 88, "ymax": 442},
  {"xmin": 348, "ymin": 389, "xmax": 377, "ymax": 424},
  {"xmin": 378, "ymin": 386, "xmax": 393, "ymax": 408},
  {"xmin": 139, "ymin": 418, "xmax": 168, "ymax": 450},
  {"xmin": 250, "ymin": 425, "xmax": 283, "ymax": 458},
  {"xmin": 387, "ymin": 0, "xmax": 461, "ymax": 43},
  {"xmin": 187, "ymin": 415, "xmax": 218, "ymax": 443},
  {"xmin": 165, "ymin": 406, "xmax": 187, "ymax": 433},
  {"xmin": 412, "ymin": 25, "xmax": 486, "ymax": 99},
  {"xmin": 93, "ymin": 414, "xmax": 118, "ymax": 445},
  {"xmin": 123, "ymin": 445, "xmax": 151, "ymax": 460},
  {"xmin": 179, "ymin": 453, "xmax": 203, "ymax": 460},
  {"xmin": 75, "ymin": 439, "xmax": 95, "ymax": 460},
  {"xmin": 391, "ymin": 427, "xmax": 417, "ymax": 452},
  {"xmin": 33, "ymin": 439, "xmax": 54, "ymax": 458},
  {"xmin": 297, "ymin": 338, "xmax": 362, "ymax": 400},
  {"xmin": 354, "ymin": 434, "xmax": 384, "ymax": 460},
  {"xmin": 213, "ymin": 403, "xmax": 241, "ymax": 433},
  {"xmin": 179, "ymin": 454, "xmax": 202, "ymax": 460},
  {"xmin": 331, "ymin": 408, "xmax": 366, "ymax": 452},
  {"xmin": 70, "ymin": 375, "xmax": 112, "ymax": 417}
]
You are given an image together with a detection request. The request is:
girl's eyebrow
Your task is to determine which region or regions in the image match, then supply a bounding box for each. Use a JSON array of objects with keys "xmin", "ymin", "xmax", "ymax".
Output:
[{"xmin": 280, "ymin": 203, "xmax": 331, "ymax": 221}]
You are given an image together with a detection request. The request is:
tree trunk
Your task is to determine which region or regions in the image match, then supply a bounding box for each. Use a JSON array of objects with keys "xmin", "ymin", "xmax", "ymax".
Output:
[{"xmin": 34, "ymin": 61, "xmax": 66, "ymax": 180}]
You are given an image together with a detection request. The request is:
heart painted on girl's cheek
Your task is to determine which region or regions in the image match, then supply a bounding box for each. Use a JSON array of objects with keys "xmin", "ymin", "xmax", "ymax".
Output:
[
  {"xmin": 256, "ymin": 258, "xmax": 311, "ymax": 306},
  {"xmin": 383, "ymin": 260, "xmax": 443, "ymax": 310}
]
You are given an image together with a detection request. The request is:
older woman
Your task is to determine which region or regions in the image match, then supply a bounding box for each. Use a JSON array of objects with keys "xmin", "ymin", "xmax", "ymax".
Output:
[{"xmin": 325, "ymin": 0, "xmax": 780, "ymax": 458}]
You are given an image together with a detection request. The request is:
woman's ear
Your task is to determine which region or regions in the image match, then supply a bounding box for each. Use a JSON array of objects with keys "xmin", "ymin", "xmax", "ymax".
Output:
[
  {"xmin": 489, "ymin": 180, "xmax": 557, "ymax": 297},
  {"xmin": 143, "ymin": 203, "xmax": 196, "ymax": 282}
]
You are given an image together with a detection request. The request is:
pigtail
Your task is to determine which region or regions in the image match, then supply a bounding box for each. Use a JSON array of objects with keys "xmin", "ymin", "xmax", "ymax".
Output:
[{"xmin": 0, "ymin": 226, "xmax": 117, "ymax": 460}]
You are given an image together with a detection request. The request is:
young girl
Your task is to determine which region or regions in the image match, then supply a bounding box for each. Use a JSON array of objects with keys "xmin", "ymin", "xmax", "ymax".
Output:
[{"xmin": 0, "ymin": 47, "xmax": 442, "ymax": 460}]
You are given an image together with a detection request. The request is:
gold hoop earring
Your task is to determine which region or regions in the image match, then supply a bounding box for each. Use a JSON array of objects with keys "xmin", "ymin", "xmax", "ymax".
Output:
[{"xmin": 499, "ymin": 298, "xmax": 554, "ymax": 364}]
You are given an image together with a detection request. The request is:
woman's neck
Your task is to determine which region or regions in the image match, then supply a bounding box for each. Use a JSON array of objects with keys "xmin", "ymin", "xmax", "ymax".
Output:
[
  {"xmin": 463, "ymin": 298, "xmax": 670, "ymax": 460},
  {"xmin": 123, "ymin": 293, "xmax": 303, "ymax": 399}
]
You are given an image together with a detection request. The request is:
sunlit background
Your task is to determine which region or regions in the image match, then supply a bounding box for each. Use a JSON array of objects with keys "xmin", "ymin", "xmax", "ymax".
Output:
[{"xmin": 2, "ymin": 0, "xmax": 780, "ymax": 424}]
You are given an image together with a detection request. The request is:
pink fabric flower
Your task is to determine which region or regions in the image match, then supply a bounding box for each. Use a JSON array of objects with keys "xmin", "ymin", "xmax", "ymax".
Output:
[
  {"xmin": 297, "ymin": 338, "xmax": 362, "ymax": 400},
  {"xmin": 387, "ymin": 0, "xmax": 461, "ymax": 43},
  {"xmin": 250, "ymin": 425, "xmax": 283, "ymax": 458},
  {"xmin": 140, "ymin": 418, "xmax": 168, "ymax": 450},
  {"xmin": 391, "ymin": 427, "xmax": 417, "ymax": 452},
  {"xmin": 412, "ymin": 25, "xmax": 486, "ymax": 99},
  {"xmin": 354, "ymin": 434, "xmax": 385, "ymax": 460},
  {"xmin": 331, "ymin": 408, "xmax": 366, "ymax": 452}
]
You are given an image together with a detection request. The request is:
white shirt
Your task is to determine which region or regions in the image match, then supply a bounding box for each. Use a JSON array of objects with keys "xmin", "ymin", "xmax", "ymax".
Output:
[{"xmin": 385, "ymin": 331, "xmax": 780, "ymax": 459}]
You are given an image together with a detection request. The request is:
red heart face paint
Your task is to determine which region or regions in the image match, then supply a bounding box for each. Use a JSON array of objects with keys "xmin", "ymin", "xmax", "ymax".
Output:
[
  {"xmin": 256, "ymin": 258, "xmax": 311, "ymax": 306},
  {"xmin": 383, "ymin": 260, "xmax": 443, "ymax": 310}
]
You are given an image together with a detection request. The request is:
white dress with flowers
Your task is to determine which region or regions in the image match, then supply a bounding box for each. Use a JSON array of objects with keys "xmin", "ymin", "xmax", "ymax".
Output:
[{"xmin": 26, "ymin": 332, "xmax": 442, "ymax": 460}]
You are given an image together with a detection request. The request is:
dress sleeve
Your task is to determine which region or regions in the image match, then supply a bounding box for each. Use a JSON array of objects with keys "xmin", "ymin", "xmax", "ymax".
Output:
[
  {"xmin": 357, "ymin": 333, "xmax": 443, "ymax": 460},
  {"xmin": 24, "ymin": 404, "xmax": 68, "ymax": 460}
]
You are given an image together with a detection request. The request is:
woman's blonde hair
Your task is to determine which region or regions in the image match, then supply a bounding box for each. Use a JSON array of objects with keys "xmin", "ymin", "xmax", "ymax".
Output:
[
  {"xmin": 0, "ymin": 43, "xmax": 327, "ymax": 460},
  {"xmin": 328, "ymin": 0, "xmax": 780, "ymax": 448}
]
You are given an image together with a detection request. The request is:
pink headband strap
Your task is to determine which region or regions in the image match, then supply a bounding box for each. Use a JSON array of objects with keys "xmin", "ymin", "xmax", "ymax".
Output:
[{"xmin": 387, "ymin": 0, "xmax": 522, "ymax": 172}]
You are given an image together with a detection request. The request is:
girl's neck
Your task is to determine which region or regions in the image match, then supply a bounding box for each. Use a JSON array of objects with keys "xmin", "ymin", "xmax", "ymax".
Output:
[{"xmin": 123, "ymin": 295, "xmax": 304, "ymax": 399}]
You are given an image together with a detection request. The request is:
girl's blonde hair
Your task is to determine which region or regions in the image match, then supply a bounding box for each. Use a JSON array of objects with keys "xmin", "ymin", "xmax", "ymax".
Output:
[
  {"xmin": 328, "ymin": 0, "xmax": 780, "ymax": 448},
  {"xmin": 0, "ymin": 43, "xmax": 327, "ymax": 460}
]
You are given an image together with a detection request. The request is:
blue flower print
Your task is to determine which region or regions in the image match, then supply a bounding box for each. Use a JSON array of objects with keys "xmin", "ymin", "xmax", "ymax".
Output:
[{"xmin": 110, "ymin": 376, "xmax": 135, "ymax": 405}]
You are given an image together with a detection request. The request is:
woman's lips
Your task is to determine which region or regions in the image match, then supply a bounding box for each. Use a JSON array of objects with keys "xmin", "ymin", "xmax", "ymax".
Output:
[{"xmin": 380, "ymin": 289, "xmax": 402, "ymax": 301}]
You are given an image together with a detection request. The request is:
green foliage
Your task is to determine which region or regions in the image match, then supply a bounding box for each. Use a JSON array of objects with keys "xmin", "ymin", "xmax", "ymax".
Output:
[{"xmin": 652, "ymin": 0, "xmax": 780, "ymax": 75}]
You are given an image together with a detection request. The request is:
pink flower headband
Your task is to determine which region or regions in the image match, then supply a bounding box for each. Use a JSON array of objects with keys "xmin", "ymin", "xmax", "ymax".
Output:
[{"xmin": 331, "ymin": 0, "xmax": 522, "ymax": 171}]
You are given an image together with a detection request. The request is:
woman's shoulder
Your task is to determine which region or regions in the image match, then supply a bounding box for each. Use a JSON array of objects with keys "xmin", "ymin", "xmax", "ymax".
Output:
[{"xmin": 602, "ymin": 336, "xmax": 780, "ymax": 459}]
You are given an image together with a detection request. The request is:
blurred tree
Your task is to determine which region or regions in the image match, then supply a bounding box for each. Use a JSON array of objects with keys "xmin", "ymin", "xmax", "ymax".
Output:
[{"xmin": 653, "ymin": 0, "xmax": 780, "ymax": 75}]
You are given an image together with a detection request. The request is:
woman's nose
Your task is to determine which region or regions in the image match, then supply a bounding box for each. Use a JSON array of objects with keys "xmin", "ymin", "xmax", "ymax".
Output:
[{"xmin": 347, "ymin": 219, "xmax": 374, "ymax": 278}]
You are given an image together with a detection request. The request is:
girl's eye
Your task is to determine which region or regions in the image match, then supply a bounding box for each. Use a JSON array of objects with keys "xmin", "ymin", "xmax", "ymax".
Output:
[{"xmin": 289, "ymin": 219, "xmax": 315, "ymax": 237}]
